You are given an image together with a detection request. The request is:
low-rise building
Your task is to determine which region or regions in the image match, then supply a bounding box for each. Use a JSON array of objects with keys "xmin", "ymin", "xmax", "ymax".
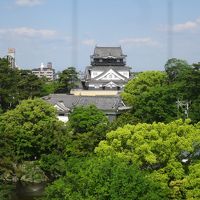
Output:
[{"xmin": 32, "ymin": 62, "xmax": 55, "ymax": 81}]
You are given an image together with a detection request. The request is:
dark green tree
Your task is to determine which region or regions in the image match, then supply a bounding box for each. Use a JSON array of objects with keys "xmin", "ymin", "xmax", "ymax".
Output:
[
  {"xmin": 43, "ymin": 156, "xmax": 167, "ymax": 200},
  {"xmin": 164, "ymin": 60, "xmax": 200, "ymax": 122},
  {"xmin": 69, "ymin": 105, "xmax": 109, "ymax": 134},
  {"xmin": 131, "ymin": 85, "xmax": 178, "ymax": 123},
  {"xmin": 67, "ymin": 105, "xmax": 109, "ymax": 156},
  {"xmin": 0, "ymin": 58, "xmax": 20, "ymax": 111},
  {"xmin": 17, "ymin": 69, "xmax": 44, "ymax": 99},
  {"xmin": 164, "ymin": 58, "xmax": 191, "ymax": 82},
  {"xmin": 56, "ymin": 67, "xmax": 79, "ymax": 93},
  {"xmin": 0, "ymin": 58, "xmax": 52, "ymax": 112}
]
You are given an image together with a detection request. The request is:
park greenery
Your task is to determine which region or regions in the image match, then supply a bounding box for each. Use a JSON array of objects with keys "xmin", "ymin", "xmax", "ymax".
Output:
[
  {"xmin": 0, "ymin": 58, "xmax": 79, "ymax": 112},
  {"xmin": 121, "ymin": 58, "xmax": 200, "ymax": 125},
  {"xmin": 0, "ymin": 57, "xmax": 200, "ymax": 199}
]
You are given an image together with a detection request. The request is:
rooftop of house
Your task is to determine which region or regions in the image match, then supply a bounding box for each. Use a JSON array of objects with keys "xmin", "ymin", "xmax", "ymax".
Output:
[{"xmin": 43, "ymin": 94, "xmax": 130, "ymax": 112}]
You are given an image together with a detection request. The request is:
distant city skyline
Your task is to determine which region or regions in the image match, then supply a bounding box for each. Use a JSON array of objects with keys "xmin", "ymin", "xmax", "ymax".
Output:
[{"xmin": 0, "ymin": 0, "xmax": 200, "ymax": 72}]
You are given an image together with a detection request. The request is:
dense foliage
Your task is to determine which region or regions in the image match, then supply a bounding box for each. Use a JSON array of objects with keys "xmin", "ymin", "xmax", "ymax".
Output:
[
  {"xmin": 0, "ymin": 58, "xmax": 52, "ymax": 112},
  {"xmin": 0, "ymin": 57, "xmax": 199, "ymax": 199},
  {"xmin": 56, "ymin": 67, "xmax": 79, "ymax": 93},
  {"xmin": 121, "ymin": 59, "xmax": 200, "ymax": 124},
  {"xmin": 67, "ymin": 105, "xmax": 109, "ymax": 156},
  {"xmin": 0, "ymin": 99, "xmax": 67, "ymax": 181},
  {"xmin": 43, "ymin": 156, "xmax": 167, "ymax": 200},
  {"xmin": 95, "ymin": 120, "xmax": 200, "ymax": 199}
]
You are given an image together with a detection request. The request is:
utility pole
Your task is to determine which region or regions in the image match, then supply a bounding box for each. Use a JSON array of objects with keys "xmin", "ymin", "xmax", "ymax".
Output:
[{"xmin": 176, "ymin": 99, "xmax": 190, "ymax": 120}]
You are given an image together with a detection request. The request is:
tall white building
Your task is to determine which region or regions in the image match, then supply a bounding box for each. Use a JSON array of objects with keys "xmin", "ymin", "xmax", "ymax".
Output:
[{"xmin": 7, "ymin": 48, "xmax": 17, "ymax": 68}]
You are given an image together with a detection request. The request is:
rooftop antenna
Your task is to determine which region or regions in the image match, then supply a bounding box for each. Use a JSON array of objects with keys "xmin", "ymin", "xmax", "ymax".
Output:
[{"xmin": 40, "ymin": 62, "xmax": 44, "ymax": 70}]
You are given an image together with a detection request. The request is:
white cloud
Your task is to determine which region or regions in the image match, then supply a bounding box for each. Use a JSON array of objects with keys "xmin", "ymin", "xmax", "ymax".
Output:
[
  {"xmin": 0, "ymin": 27, "xmax": 57, "ymax": 39},
  {"xmin": 82, "ymin": 39, "xmax": 96, "ymax": 46},
  {"xmin": 16, "ymin": 0, "xmax": 44, "ymax": 7},
  {"xmin": 119, "ymin": 37, "xmax": 158, "ymax": 46},
  {"xmin": 173, "ymin": 21, "xmax": 198, "ymax": 32},
  {"xmin": 159, "ymin": 17, "xmax": 200, "ymax": 32}
]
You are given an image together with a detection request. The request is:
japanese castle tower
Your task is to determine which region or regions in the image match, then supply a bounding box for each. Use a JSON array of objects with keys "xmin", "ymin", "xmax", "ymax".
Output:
[
  {"xmin": 44, "ymin": 46, "xmax": 132, "ymax": 122},
  {"xmin": 82, "ymin": 46, "xmax": 131, "ymax": 90}
]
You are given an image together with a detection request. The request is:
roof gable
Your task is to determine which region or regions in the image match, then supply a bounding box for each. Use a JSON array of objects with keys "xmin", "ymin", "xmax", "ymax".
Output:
[
  {"xmin": 104, "ymin": 81, "xmax": 119, "ymax": 88},
  {"xmin": 95, "ymin": 69, "xmax": 126, "ymax": 81}
]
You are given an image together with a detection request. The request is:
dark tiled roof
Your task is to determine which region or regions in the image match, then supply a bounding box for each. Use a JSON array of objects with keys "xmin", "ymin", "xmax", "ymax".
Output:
[
  {"xmin": 43, "ymin": 94, "xmax": 78, "ymax": 108},
  {"xmin": 43, "ymin": 94, "xmax": 126, "ymax": 111},
  {"xmin": 87, "ymin": 66, "xmax": 131, "ymax": 71},
  {"xmin": 93, "ymin": 46, "xmax": 126, "ymax": 58}
]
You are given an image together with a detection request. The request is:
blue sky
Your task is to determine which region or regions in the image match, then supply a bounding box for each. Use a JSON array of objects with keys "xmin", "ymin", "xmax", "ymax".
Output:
[{"xmin": 0, "ymin": 0, "xmax": 200, "ymax": 72}]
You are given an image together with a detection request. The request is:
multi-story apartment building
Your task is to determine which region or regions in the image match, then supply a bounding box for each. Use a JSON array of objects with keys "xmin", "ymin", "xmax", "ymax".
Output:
[{"xmin": 32, "ymin": 62, "xmax": 55, "ymax": 81}]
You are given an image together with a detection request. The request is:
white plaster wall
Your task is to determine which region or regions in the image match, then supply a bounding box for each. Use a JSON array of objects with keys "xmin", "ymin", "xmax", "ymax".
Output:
[
  {"xmin": 118, "ymin": 71, "xmax": 129, "ymax": 78},
  {"xmin": 91, "ymin": 71, "xmax": 103, "ymax": 78},
  {"xmin": 57, "ymin": 116, "xmax": 69, "ymax": 123},
  {"xmin": 101, "ymin": 73, "xmax": 121, "ymax": 80}
]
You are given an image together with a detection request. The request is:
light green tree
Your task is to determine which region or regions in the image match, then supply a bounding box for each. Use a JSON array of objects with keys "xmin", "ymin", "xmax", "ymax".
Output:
[
  {"xmin": 95, "ymin": 119, "xmax": 200, "ymax": 199},
  {"xmin": 121, "ymin": 71, "xmax": 177, "ymax": 123},
  {"xmin": 121, "ymin": 71, "xmax": 167, "ymax": 105}
]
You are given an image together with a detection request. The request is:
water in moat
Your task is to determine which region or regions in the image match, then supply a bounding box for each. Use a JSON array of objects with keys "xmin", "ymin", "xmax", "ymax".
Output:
[{"xmin": 10, "ymin": 182, "xmax": 47, "ymax": 200}]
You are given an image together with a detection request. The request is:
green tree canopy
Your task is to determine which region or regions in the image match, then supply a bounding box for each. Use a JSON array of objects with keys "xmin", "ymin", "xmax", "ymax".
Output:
[
  {"xmin": 95, "ymin": 120, "xmax": 200, "ymax": 199},
  {"xmin": 17, "ymin": 69, "xmax": 44, "ymax": 99},
  {"xmin": 56, "ymin": 67, "xmax": 79, "ymax": 93},
  {"xmin": 121, "ymin": 63, "xmax": 200, "ymax": 123},
  {"xmin": 0, "ymin": 98, "xmax": 66, "ymax": 179},
  {"xmin": 0, "ymin": 58, "xmax": 19, "ymax": 111},
  {"xmin": 69, "ymin": 105, "xmax": 109, "ymax": 134},
  {"xmin": 122, "ymin": 71, "xmax": 167, "ymax": 105},
  {"xmin": 67, "ymin": 105, "xmax": 109, "ymax": 156},
  {"xmin": 43, "ymin": 156, "xmax": 167, "ymax": 200},
  {"xmin": 0, "ymin": 58, "xmax": 51, "ymax": 112},
  {"xmin": 164, "ymin": 58, "xmax": 191, "ymax": 82},
  {"xmin": 121, "ymin": 71, "xmax": 173, "ymax": 123}
]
